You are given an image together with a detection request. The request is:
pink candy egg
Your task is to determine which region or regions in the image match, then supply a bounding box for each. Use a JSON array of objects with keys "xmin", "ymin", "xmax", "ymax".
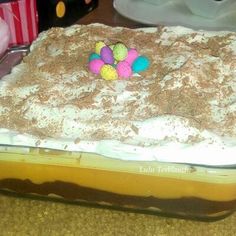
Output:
[
  {"xmin": 117, "ymin": 61, "xmax": 132, "ymax": 79},
  {"xmin": 100, "ymin": 46, "xmax": 114, "ymax": 64},
  {"xmin": 89, "ymin": 59, "xmax": 104, "ymax": 74},
  {"xmin": 125, "ymin": 48, "xmax": 139, "ymax": 65}
]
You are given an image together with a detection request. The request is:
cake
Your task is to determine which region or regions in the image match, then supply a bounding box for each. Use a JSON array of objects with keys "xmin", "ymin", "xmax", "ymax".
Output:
[{"xmin": 0, "ymin": 23, "xmax": 235, "ymax": 220}]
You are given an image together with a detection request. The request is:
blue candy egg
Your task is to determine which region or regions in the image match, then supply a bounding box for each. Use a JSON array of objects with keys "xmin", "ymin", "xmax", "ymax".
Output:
[
  {"xmin": 89, "ymin": 53, "xmax": 100, "ymax": 62},
  {"xmin": 132, "ymin": 56, "xmax": 150, "ymax": 73}
]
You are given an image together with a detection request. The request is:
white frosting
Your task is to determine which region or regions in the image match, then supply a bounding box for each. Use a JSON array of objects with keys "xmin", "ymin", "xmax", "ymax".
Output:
[
  {"xmin": 0, "ymin": 120, "xmax": 235, "ymax": 166},
  {"xmin": 0, "ymin": 24, "xmax": 235, "ymax": 166}
]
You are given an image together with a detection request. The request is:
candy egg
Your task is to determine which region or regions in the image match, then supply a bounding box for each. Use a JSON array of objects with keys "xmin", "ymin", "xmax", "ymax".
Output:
[
  {"xmin": 100, "ymin": 46, "xmax": 114, "ymax": 64},
  {"xmin": 113, "ymin": 43, "xmax": 128, "ymax": 61},
  {"xmin": 89, "ymin": 53, "xmax": 100, "ymax": 62},
  {"xmin": 117, "ymin": 61, "xmax": 132, "ymax": 79},
  {"xmin": 95, "ymin": 41, "xmax": 106, "ymax": 54},
  {"xmin": 89, "ymin": 59, "xmax": 104, "ymax": 74},
  {"xmin": 100, "ymin": 64, "xmax": 118, "ymax": 81},
  {"xmin": 125, "ymin": 48, "xmax": 139, "ymax": 65},
  {"xmin": 132, "ymin": 56, "xmax": 150, "ymax": 73}
]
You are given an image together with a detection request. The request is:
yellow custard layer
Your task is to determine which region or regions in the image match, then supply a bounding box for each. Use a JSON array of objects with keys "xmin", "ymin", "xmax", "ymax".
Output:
[{"xmin": 0, "ymin": 149, "xmax": 236, "ymax": 202}]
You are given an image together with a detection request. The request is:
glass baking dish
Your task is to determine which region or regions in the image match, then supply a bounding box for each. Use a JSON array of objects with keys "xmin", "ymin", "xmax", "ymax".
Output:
[
  {"xmin": 0, "ymin": 39, "xmax": 235, "ymax": 222},
  {"xmin": 0, "ymin": 145, "xmax": 235, "ymax": 221}
]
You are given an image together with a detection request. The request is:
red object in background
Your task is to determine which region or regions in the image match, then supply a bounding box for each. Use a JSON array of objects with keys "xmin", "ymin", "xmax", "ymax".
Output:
[{"xmin": 0, "ymin": 0, "xmax": 38, "ymax": 46}]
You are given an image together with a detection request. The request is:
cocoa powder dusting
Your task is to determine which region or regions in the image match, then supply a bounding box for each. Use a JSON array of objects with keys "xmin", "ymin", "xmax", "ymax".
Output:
[{"xmin": 0, "ymin": 24, "xmax": 235, "ymax": 144}]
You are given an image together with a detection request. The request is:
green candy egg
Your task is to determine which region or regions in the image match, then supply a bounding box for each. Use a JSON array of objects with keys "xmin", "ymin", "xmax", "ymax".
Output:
[{"xmin": 113, "ymin": 43, "xmax": 128, "ymax": 61}]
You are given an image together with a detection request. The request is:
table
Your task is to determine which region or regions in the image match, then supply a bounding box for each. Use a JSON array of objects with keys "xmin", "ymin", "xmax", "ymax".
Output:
[
  {"xmin": 1, "ymin": 1, "xmax": 236, "ymax": 235},
  {"xmin": 78, "ymin": 0, "xmax": 147, "ymax": 27},
  {"xmin": 0, "ymin": 193, "xmax": 236, "ymax": 236}
]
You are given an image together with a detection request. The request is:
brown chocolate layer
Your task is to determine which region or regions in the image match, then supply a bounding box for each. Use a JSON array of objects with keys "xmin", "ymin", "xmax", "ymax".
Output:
[{"xmin": 0, "ymin": 178, "xmax": 236, "ymax": 217}]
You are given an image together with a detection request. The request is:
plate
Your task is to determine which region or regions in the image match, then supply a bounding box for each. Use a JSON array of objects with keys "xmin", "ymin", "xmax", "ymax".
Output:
[
  {"xmin": 0, "ymin": 46, "xmax": 29, "ymax": 79},
  {"xmin": 113, "ymin": 0, "xmax": 236, "ymax": 31}
]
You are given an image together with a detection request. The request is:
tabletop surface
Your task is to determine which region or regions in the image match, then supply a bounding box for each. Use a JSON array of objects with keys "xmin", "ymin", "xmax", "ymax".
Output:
[
  {"xmin": 78, "ymin": 0, "xmax": 147, "ymax": 27},
  {"xmin": 1, "ymin": 0, "xmax": 236, "ymax": 235},
  {"xmin": 1, "ymin": 193, "xmax": 236, "ymax": 236}
]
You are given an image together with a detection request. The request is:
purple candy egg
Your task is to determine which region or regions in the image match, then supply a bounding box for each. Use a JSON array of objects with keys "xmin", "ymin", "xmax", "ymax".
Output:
[
  {"xmin": 89, "ymin": 59, "xmax": 104, "ymax": 74},
  {"xmin": 100, "ymin": 46, "xmax": 114, "ymax": 64},
  {"xmin": 117, "ymin": 61, "xmax": 132, "ymax": 79},
  {"xmin": 125, "ymin": 48, "xmax": 139, "ymax": 65}
]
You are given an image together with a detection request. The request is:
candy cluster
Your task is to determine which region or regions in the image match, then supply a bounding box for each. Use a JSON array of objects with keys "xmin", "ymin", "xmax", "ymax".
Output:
[{"xmin": 88, "ymin": 41, "xmax": 150, "ymax": 80}]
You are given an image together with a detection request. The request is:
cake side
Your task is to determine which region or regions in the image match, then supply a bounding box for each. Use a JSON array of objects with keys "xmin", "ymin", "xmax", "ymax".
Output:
[
  {"xmin": 0, "ymin": 151, "xmax": 236, "ymax": 219},
  {"xmin": 0, "ymin": 24, "xmax": 235, "ymax": 165}
]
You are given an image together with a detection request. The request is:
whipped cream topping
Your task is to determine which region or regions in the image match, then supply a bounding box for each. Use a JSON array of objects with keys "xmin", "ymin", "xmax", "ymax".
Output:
[{"xmin": 0, "ymin": 24, "xmax": 235, "ymax": 166}]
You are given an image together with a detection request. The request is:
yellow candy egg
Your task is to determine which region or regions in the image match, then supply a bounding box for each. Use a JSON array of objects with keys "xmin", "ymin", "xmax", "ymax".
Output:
[
  {"xmin": 95, "ymin": 41, "xmax": 106, "ymax": 55},
  {"xmin": 100, "ymin": 65, "xmax": 118, "ymax": 81}
]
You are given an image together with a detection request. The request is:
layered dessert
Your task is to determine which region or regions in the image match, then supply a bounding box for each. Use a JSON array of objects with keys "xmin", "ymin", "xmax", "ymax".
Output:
[{"xmin": 0, "ymin": 23, "xmax": 235, "ymax": 220}]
